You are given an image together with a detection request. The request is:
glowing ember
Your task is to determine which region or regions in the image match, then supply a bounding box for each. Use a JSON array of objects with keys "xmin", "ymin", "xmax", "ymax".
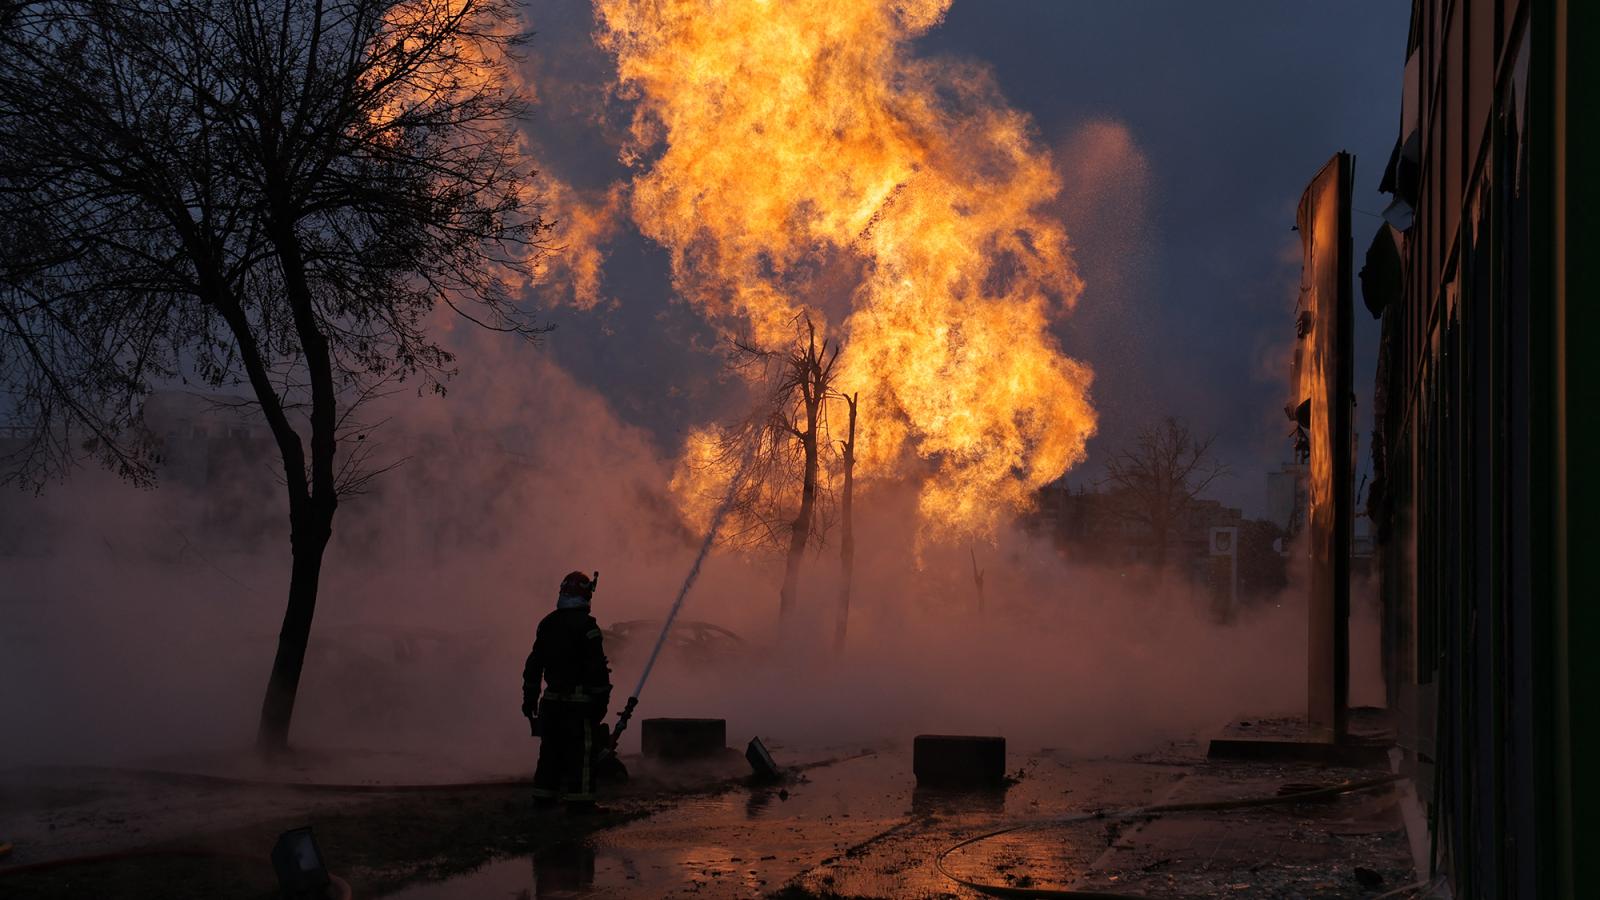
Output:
[{"xmin": 596, "ymin": 0, "xmax": 1096, "ymax": 541}]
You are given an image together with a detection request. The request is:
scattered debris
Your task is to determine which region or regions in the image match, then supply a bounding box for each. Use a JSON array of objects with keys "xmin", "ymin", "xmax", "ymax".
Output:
[{"xmin": 746, "ymin": 737, "xmax": 783, "ymax": 783}]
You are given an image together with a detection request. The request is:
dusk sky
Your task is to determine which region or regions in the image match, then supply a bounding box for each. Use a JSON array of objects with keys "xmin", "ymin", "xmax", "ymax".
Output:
[{"xmin": 518, "ymin": 1, "xmax": 1410, "ymax": 519}]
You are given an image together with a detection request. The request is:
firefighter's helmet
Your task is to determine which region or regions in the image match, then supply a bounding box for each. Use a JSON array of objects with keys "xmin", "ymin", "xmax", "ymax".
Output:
[{"xmin": 560, "ymin": 570, "xmax": 596, "ymax": 600}]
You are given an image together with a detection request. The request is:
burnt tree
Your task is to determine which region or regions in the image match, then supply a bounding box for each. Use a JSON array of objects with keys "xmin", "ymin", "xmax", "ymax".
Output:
[
  {"xmin": 771, "ymin": 319, "xmax": 837, "ymax": 624},
  {"xmin": 1100, "ymin": 417, "xmax": 1229, "ymax": 570},
  {"xmin": 697, "ymin": 315, "xmax": 840, "ymax": 627},
  {"xmin": 0, "ymin": 0, "xmax": 547, "ymax": 751},
  {"xmin": 834, "ymin": 390, "xmax": 857, "ymax": 649}
]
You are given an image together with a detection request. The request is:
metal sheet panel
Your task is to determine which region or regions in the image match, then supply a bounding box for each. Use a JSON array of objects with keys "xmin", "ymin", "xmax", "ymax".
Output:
[{"xmin": 1294, "ymin": 152, "xmax": 1354, "ymax": 739}]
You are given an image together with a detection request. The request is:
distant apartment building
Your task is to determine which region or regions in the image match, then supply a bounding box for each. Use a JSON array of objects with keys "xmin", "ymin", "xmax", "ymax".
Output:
[{"xmin": 1034, "ymin": 483, "xmax": 1286, "ymax": 604}]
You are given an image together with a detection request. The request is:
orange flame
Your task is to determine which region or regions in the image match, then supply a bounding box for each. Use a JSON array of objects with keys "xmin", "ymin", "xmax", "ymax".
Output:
[
  {"xmin": 598, "ymin": 0, "xmax": 1096, "ymax": 541},
  {"xmin": 531, "ymin": 182, "xmax": 627, "ymax": 309}
]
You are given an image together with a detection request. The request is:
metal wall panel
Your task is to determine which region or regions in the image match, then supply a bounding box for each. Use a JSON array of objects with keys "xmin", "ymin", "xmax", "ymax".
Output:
[{"xmin": 1294, "ymin": 154, "xmax": 1353, "ymax": 739}]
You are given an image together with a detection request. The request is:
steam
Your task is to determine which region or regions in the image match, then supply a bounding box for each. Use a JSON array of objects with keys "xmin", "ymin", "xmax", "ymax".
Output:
[
  {"xmin": 0, "ymin": 3, "xmax": 1356, "ymax": 777},
  {"xmin": 1, "ymin": 331, "xmax": 1313, "ymax": 769}
]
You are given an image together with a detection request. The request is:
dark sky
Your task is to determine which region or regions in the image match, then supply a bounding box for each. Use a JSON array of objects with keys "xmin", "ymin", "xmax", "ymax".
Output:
[{"xmin": 521, "ymin": 1, "xmax": 1410, "ymax": 519}]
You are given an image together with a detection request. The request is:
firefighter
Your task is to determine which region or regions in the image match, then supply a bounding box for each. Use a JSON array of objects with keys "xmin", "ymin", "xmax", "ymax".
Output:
[{"xmin": 522, "ymin": 570, "xmax": 612, "ymax": 812}]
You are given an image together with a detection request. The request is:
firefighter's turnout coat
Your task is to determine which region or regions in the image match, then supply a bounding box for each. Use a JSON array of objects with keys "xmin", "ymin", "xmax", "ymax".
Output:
[{"xmin": 523, "ymin": 597, "xmax": 612, "ymax": 801}]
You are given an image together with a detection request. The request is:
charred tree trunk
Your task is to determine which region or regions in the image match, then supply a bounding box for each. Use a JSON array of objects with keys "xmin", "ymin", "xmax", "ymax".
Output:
[
  {"xmin": 834, "ymin": 392, "xmax": 857, "ymax": 650},
  {"xmin": 779, "ymin": 385, "xmax": 821, "ymax": 625},
  {"xmin": 750, "ymin": 315, "xmax": 837, "ymax": 630}
]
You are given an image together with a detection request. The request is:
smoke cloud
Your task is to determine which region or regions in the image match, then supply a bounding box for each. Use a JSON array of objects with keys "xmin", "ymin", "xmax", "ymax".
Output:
[
  {"xmin": 0, "ymin": 2, "xmax": 1376, "ymax": 779},
  {"xmin": 1, "ymin": 326, "xmax": 1319, "ymax": 772}
]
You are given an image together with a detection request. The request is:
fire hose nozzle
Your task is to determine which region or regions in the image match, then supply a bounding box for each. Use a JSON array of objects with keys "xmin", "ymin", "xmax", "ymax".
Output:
[{"xmin": 610, "ymin": 696, "xmax": 640, "ymax": 749}]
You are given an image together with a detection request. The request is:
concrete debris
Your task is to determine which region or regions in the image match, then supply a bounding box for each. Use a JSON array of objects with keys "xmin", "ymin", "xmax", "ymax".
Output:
[
  {"xmin": 639, "ymin": 718, "xmax": 726, "ymax": 760},
  {"xmin": 912, "ymin": 734, "xmax": 1005, "ymax": 787}
]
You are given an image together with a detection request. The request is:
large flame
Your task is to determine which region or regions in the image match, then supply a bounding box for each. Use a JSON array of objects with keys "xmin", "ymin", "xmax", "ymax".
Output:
[{"xmin": 596, "ymin": 0, "xmax": 1096, "ymax": 541}]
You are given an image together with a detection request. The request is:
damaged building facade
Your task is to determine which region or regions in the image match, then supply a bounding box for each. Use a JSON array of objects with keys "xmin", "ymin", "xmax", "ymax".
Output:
[{"xmin": 1365, "ymin": 1, "xmax": 1595, "ymax": 897}]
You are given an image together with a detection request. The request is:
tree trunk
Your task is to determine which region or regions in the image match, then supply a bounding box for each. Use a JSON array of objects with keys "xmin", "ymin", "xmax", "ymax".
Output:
[
  {"xmin": 256, "ymin": 501, "xmax": 334, "ymax": 752},
  {"xmin": 205, "ymin": 290, "xmax": 327, "ymax": 755},
  {"xmin": 779, "ymin": 394, "xmax": 821, "ymax": 625},
  {"xmin": 834, "ymin": 393, "xmax": 856, "ymax": 651},
  {"xmin": 256, "ymin": 206, "xmax": 342, "ymax": 753}
]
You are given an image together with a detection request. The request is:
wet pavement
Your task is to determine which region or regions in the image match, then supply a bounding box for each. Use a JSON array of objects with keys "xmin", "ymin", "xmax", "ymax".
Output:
[
  {"xmin": 0, "ymin": 739, "xmax": 1416, "ymax": 899},
  {"xmin": 381, "ymin": 740, "xmax": 1416, "ymax": 899},
  {"xmin": 385, "ymin": 743, "xmax": 1350, "ymax": 899},
  {"xmin": 1077, "ymin": 758, "xmax": 1416, "ymax": 898}
]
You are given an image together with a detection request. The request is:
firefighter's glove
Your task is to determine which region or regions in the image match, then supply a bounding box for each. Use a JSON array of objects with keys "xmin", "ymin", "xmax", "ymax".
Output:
[{"xmin": 527, "ymin": 715, "xmax": 542, "ymax": 737}]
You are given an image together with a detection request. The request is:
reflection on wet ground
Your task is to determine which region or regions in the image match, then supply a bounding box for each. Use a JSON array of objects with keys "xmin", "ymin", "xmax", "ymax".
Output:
[{"xmin": 384, "ymin": 747, "xmax": 1187, "ymax": 899}]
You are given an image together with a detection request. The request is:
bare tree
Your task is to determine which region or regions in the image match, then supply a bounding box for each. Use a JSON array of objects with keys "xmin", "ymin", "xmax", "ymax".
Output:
[
  {"xmin": 1101, "ymin": 417, "xmax": 1230, "ymax": 570},
  {"xmin": 833, "ymin": 390, "xmax": 856, "ymax": 650},
  {"xmin": 692, "ymin": 315, "xmax": 840, "ymax": 626},
  {"xmin": 0, "ymin": 0, "xmax": 548, "ymax": 751},
  {"xmin": 764, "ymin": 317, "xmax": 837, "ymax": 625}
]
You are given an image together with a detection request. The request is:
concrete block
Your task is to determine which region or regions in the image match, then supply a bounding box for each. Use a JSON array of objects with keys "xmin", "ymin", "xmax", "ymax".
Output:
[
  {"xmin": 746, "ymin": 736, "xmax": 782, "ymax": 782},
  {"xmin": 640, "ymin": 718, "xmax": 726, "ymax": 760},
  {"xmin": 913, "ymin": 734, "xmax": 1005, "ymax": 787}
]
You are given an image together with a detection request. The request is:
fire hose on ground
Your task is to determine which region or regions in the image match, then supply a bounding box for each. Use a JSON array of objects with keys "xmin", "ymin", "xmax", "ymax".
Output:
[{"xmin": 932, "ymin": 772, "xmax": 1409, "ymax": 898}]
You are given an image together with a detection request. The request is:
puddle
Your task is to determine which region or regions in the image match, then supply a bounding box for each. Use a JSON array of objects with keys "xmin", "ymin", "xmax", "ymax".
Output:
[
  {"xmin": 384, "ymin": 841, "xmax": 679, "ymax": 900},
  {"xmin": 381, "ymin": 750, "xmax": 1173, "ymax": 898}
]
